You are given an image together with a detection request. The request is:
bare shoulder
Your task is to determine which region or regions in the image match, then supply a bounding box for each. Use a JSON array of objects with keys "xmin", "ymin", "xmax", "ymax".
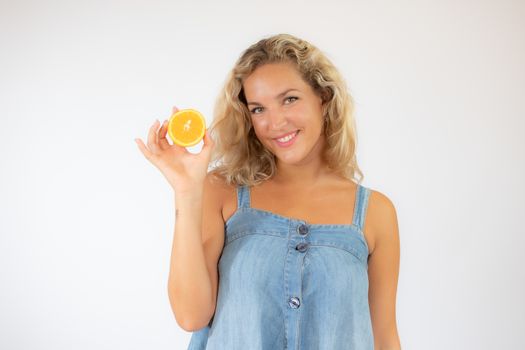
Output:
[
  {"xmin": 204, "ymin": 171, "xmax": 234, "ymax": 198},
  {"xmin": 364, "ymin": 188, "xmax": 399, "ymax": 255},
  {"xmin": 367, "ymin": 188, "xmax": 398, "ymax": 221},
  {"xmin": 366, "ymin": 188, "xmax": 401, "ymax": 346},
  {"xmin": 203, "ymin": 172, "xmax": 237, "ymax": 223}
]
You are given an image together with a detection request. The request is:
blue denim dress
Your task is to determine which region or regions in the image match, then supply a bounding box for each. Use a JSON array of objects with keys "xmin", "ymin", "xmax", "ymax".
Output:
[{"xmin": 187, "ymin": 183, "xmax": 374, "ymax": 349}]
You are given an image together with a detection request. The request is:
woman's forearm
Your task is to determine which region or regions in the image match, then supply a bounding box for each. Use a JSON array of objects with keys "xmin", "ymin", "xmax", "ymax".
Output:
[{"xmin": 167, "ymin": 188, "xmax": 214, "ymax": 331}]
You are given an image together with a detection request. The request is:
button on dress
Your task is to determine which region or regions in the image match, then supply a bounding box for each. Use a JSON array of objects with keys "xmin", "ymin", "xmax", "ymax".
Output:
[{"xmin": 187, "ymin": 183, "xmax": 374, "ymax": 349}]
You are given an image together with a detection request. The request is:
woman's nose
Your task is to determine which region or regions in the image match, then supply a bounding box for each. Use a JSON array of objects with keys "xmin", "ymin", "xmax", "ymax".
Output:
[{"xmin": 268, "ymin": 109, "xmax": 287, "ymax": 130}]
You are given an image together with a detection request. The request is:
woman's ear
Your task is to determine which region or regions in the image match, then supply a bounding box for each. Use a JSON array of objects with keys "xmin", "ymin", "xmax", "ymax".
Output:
[{"xmin": 320, "ymin": 86, "xmax": 333, "ymax": 104}]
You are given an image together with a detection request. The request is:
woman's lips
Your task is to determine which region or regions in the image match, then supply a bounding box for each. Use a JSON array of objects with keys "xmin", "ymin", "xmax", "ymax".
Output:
[{"xmin": 274, "ymin": 130, "xmax": 299, "ymax": 147}]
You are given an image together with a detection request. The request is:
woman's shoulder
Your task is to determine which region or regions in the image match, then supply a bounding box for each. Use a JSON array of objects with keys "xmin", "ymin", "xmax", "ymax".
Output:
[
  {"xmin": 204, "ymin": 171, "xmax": 238, "ymax": 222},
  {"xmin": 204, "ymin": 172, "xmax": 237, "ymax": 199},
  {"xmin": 364, "ymin": 186, "xmax": 398, "ymax": 253},
  {"xmin": 366, "ymin": 187, "xmax": 397, "ymax": 219}
]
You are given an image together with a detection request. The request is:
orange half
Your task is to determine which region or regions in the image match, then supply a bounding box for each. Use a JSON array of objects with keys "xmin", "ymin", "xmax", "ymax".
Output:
[{"xmin": 167, "ymin": 109, "xmax": 206, "ymax": 147}]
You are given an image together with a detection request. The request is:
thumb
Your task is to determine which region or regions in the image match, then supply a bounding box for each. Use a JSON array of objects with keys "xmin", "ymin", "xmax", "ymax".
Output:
[
  {"xmin": 200, "ymin": 130, "xmax": 215, "ymax": 162},
  {"xmin": 202, "ymin": 129, "xmax": 215, "ymax": 150}
]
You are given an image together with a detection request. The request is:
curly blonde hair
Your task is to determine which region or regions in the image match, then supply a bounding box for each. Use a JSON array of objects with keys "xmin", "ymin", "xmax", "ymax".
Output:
[{"xmin": 208, "ymin": 33, "xmax": 363, "ymax": 187}]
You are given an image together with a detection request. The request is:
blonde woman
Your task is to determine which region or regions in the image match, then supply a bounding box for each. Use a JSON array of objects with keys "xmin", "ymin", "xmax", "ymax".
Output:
[{"xmin": 136, "ymin": 33, "xmax": 401, "ymax": 350}]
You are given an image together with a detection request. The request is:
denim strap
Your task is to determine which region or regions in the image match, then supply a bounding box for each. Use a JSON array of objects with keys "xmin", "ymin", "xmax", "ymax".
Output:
[
  {"xmin": 237, "ymin": 185, "xmax": 251, "ymax": 209},
  {"xmin": 352, "ymin": 184, "xmax": 371, "ymax": 231}
]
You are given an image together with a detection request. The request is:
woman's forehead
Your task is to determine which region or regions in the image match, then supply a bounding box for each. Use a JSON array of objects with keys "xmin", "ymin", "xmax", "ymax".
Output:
[{"xmin": 243, "ymin": 63, "xmax": 309, "ymax": 97}]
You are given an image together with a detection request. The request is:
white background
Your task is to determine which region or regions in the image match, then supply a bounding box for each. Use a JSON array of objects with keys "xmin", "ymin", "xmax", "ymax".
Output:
[{"xmin": 1, "ymin": 0, "xmax": 524, "ymax": 349}]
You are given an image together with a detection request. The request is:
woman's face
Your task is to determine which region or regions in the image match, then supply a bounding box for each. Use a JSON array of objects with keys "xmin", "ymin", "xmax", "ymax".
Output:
[{"xmin": 242, "ymin": 61, "xmax": 325, "ymax": 166}]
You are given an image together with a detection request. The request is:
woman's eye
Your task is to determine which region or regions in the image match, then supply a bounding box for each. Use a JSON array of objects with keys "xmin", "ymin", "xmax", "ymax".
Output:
[
  {"xmin": 284, "ymin": 96, "xmax": 298, "ymax": 104},
  {"xmin": 250, "ymin": 106, "xmax": 263, "ymax": 114}
]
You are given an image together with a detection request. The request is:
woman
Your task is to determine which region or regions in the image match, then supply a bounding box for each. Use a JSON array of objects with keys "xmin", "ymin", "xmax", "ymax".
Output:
[{"xmin": 135, "ymin": 33, "xmax": 401, "ymax": 350}]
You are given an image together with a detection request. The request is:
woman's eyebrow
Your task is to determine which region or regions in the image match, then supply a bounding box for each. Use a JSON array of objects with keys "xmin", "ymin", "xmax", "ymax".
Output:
[{"xmin": 247, "ymin": 88, "xmax": 300, "ymax": 106}]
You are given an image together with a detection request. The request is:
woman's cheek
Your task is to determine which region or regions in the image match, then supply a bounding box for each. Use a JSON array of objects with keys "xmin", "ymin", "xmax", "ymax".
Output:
[{"xmin": 251, "ymin": 116, "xmax": 269, "ymax": 130}]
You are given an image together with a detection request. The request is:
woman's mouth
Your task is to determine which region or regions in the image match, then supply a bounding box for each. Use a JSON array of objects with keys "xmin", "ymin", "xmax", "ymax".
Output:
[{"xmin": 274, "ymin": 130, "xmax": 299, "ymax": 147}]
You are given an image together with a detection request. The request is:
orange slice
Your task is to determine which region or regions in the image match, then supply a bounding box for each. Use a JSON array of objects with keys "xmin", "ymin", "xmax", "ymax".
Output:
[{"xmin": 167, "ymin": 109, "xmax": 206, "ymax": 147}]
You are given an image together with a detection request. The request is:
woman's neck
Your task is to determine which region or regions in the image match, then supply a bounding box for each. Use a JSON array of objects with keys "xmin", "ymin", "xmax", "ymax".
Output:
[{"xmin": 271, "ymin": 162, "xmax": 338, "ymax": 189}]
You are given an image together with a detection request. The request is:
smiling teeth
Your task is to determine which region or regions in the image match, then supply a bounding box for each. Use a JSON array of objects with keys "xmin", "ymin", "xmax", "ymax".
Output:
[{"xmin": 277, "ymin": 131, "xmax": 297, "ymax": 142}]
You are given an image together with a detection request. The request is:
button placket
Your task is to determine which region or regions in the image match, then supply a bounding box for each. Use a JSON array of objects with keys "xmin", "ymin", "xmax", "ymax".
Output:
[{"xmin": 286, "ymin": 223, "xmax": 307, "ymax": 313}]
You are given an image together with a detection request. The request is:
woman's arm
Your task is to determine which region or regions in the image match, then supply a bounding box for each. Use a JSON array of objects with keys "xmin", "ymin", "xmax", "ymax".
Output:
[
  {"xmin": 167, "ymin": 173, "xmax": 225, "ymax": 331},
  {"xmin": 365, "ymin": 190, "xmax": 402, "ymax": 350}
]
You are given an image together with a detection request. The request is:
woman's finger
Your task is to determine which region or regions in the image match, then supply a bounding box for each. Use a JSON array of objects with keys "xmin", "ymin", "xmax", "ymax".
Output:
[
  {"xmin": 200, "ymin": 129, "xmax": 215, "ymax": 158},
  {"xmin": 147, "ymin": 119, "xmax": 161, "ymax": 154},
  {"xmin": 135, "ymin": 138, "xmax": 154, "ymax": 160},
  {"xmin": 202, "ymin": 129, "xmax": 215, "ymax": 149},
  {"xmin": 158, "ymin": 119, "xmax": 170, "ymax": 150}
]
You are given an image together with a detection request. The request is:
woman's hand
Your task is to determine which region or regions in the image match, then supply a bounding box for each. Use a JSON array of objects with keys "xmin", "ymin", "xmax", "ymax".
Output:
[{"xmin": 135, "ymin": 106, "xmax": 215, "ymax": 194}]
